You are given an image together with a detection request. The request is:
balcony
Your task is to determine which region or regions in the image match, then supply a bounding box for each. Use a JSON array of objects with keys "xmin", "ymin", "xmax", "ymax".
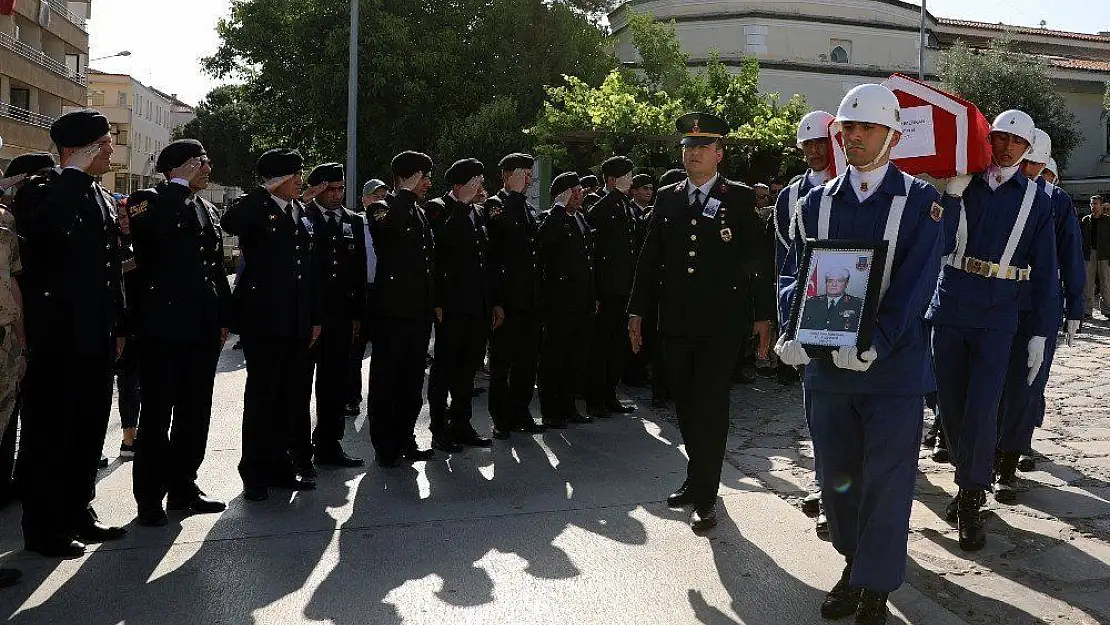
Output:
[
  {"xmin": 0, "ymin": 103, "xmax": 55, "ymax": 155},
  {"xmin": 0, "ymin": 101, "xmax": 56, "ymax": 129},
  {"xmin": 47, "ymin": 0, "xmax": 88, "ymax": 32},
  {"xmin": 0, "ymin": 32, "xmax": 87, "ymax": 87},
  {"xmin": 12, "ymin": 0, "xmax": 88, "ymax": 48}
]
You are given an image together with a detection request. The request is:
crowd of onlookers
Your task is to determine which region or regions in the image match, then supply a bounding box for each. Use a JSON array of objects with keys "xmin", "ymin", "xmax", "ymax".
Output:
[{"xmin": 1082, "ymin": 194, "xmax": 1110, "ymax": 317}]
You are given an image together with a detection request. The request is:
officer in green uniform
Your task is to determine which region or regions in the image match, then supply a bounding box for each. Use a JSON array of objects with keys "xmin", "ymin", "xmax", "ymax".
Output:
[{"xmin": 799, "ymin": 267, "xmax": 865, "ymax": 332}]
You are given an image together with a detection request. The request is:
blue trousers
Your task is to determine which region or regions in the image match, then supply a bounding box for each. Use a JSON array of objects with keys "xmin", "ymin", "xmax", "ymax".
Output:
[
  {"xmin": 932, "ymin": 325, "xmax": 1014, "ymax": 490},
  {"xmin": 998, "ymin": 330, "xmax": 1058, "ymax": 453},
  {"xmin": 809, "ymin": 391, "xmax": 922, "ymax": 592}
]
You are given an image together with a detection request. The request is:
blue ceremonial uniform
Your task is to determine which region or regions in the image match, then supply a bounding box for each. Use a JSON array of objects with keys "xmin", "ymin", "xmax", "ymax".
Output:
[
  {"xmin": 998, "ymin": 179, "xmax": 1084, "ymax": 453},
  {"xmin": 780, "ymin": 165, "xmax": 944, "ymax": 592},
  {"xmin": 926, "ymin": 170, "xmax": 1057, "ymax": 491}
]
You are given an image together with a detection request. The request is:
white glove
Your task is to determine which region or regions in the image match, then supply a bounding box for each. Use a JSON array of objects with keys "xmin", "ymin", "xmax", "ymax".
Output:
[
  {"xmin": 1026, "ymin": 336, "xmax": 1046, "ymax": 386},
  {"xmin": 1066, "ymin": 320, "xmax": 1080, "ymax": 347},
  {"xmin": 832, "ymin": 346, "xmax": 877, "ymax": 372},
  {"xmin": 774, "ymin": 335, "xmax": 811, "ymax": 367},
  {"xmin": 944, "ymin": 174, "xmax": 973, "ymax": 197}
]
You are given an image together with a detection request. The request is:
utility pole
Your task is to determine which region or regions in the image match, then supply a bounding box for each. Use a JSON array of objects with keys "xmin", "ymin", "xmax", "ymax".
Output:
[
  {"xmin": 919, "ymin": 0, "xmax": 927, "ymax": 81},
  {"xmin": 345, "ymin": 0, "xmax": 359, "ymax": 209}
]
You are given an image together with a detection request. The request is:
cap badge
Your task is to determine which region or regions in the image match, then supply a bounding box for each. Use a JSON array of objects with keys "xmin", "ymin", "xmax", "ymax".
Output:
[
  {"xmin": 860, "ymin": 182, "xmax": 869, "ymax": 192},
  {"xmin": 692, "ymin": 119, "xmax": 701, "ymax": 134}
]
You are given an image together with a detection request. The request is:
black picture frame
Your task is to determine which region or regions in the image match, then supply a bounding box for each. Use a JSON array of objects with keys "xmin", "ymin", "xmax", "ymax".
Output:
[{"xmin": 784, "ymin": 239, "xmax": 889, "ymax": 359}]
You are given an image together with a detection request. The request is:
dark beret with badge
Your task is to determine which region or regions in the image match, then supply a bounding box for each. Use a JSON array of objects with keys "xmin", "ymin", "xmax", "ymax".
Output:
[
  {"xmin": 600, "ymin": 156, "xmax": 634, "ymax": 179},
  {"xmin": 658, "ymin": 168, "xmax": 687, "ymax": 188},
  {"xmin": 444, "ymin": 158, "xmax": 484, "ymax": 186},
  {"xmin": 307, "ymin": 162, "xmax": 345, "ymax": 186},
  {"xmin": 677, "ymin": 112, "xmax": 729, "ymax": 147},
  {"xmin": 551, "ymin": 172, "xmax": 581, "ymax": 198},
  {"xmin": 257, "ymin": 148, "xmax": 304, "ymax": 179},
  {"xmin": 631, "ymin": 173, "xmax": 654, "ymax": 190},
  {"xmin": 4, "ymin": 152, "xmax": 56, "ymax": 178},
  {"xmin": 498, "ymin": 153, "xmax": 534, "ymax": 171},
  {"xmin": 391, "ymin": 151, "xmax": 434, "ymax": 179},
  {"xmin": 579, "ymin": 174, "xmax": 598, "ymax": 189},
  {"xmin": 50, "ymin": 108, "xmax": 111, "ymax": 149},
  {"xmin": 156, "ymin": 139, "xmax": 206, "ymax": 174}
]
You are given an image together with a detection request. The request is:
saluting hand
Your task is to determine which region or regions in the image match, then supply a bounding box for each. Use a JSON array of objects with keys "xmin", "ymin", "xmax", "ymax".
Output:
[
  {"xmin": 301, "ymin": 182, "xmax": 329, "ymax": 203},
  {"xmin": 67, "ymin": 143, "xmax": 102, "ymax": 173},
  {"xmin": 614, "ymin": 173, "xmax": 633, "ymax": 195},
  {"xmin": 505, "ymin": 169, "xmax": 528, "ymax": 194},
  {"xmin": 0, "ymin": 173, "xmax": 26, "ymax": 191},
  {"xmin": 168, "ymin": 157, "xmax": 204, "ymax": 184},
  {"xmin": 400, "ymin": 173, "xmax": 424, "ymax": 192}
]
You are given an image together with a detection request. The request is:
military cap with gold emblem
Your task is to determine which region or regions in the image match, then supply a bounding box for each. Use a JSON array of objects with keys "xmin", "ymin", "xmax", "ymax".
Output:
[{"xmin": 676, "ymin": 112, "xmax": 729, "ymax": 147}]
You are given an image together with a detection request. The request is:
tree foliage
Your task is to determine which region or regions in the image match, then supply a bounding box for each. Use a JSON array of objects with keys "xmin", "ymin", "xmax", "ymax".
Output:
[
  {"xmin": 940, "ymin": 39, "xmax": 1082, "ymax": 168},
  {"xmin": 531, "ymin": 14, "xmax": 807, "ymax": 184},
  {"xmin": 204, "ymin": 0, "xmax": 615, "ymax": 192},
  {"xmin": 174, "ymin": 84, "xmax": 261, "ymax": 190}
]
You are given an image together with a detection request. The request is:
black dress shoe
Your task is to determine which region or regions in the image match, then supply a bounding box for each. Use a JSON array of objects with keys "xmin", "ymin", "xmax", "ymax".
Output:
[
  {"xmin": 944, "ymin": 491, "xmax": 960, "ymax": 523},
  {"xmin": 802, "ymin": 492, "xmax": 821, "ymax": 518},
  {"xmin": 542, "ymin": 418, "xmax": 567, "ymax": 430},
  {"xmin": 994, "ymin": 451, "xmax": 1020, "ymax": 504},
  {"xmin": 244, "ymin": 485, "xmax": 269, "ymax": 501},
  {"xmin": 25, "ymin": 537, "xmax": 86, "ymax": 559},
  {"xmin": 515, "ymin": 420, "xmax": 547, "ymax": 433},
  {"xmin": 315, "ymin": 448, "xmax": 365, "ymax": 468},
  {"xmin": 650, "ymin": 397, "xmax": 668, "ymax": 409},
  {"xmin": 690, "ymin": 505, "xmax": 718, "ymax": 532},
  {"xmin": 491, "ymin": 427, "xmax": 511, "ymax": 440},
  {"xmin": 295, "ymin": 462, "xmax": 318, "ymax": 480},
  {"xmin": 98, "ymin": 456, "xmax": 109, "ymax": 469},
  {"xmin": 78, "ymin": 521, "xmax": 127, "ymax": 543},
  {"xmin": 586, "ymin": 403, "xmax": 610, "ymax": 418},
  {"xmin": 567, "ymin": 411, "xmax": 593, "ymax": 424},
  {"xmin": 168, "ymin": 493, "xmax": 227, "ymax": 514},
  {"xmin": 667, "ymin": 488, "xmax": 695, "ymax": 508},
  {"xmin": 0, "ymin": 568, "xmax": 22, "ymax": 588},
  {"xmin": 431, "ymin": 436, "xmax": 463, "ymax": 453},
  {"xmin": 1017, "ymin": 452, "xmax": 1036, "ymax": 472},
  {"xmin": 400, "ymin": 447, "xmax": 435, "ymax": 461},
  {"xmin": 376, "ymin": 455, "xmax": 399, "ymax": 468},
  {"xmin": 958, "ymin": 489, "xmax": 986, "ymax": 551},
  {"xmin": 815, "ymin": 513, "xmax": 830, "ymax": 540},
  {"xmin": 344, "ymin": 402, "xmax": 361, "ymax": 416},
  {"xmin": 454, "ymin": 430, "xmax": 493, "ymax": 448},
  {"xmin": 821, "ymin": 562, "xmax": 861, "ymax": 618},
  {"xmin": 272, "ymin": 475, "xmax": 316, "ymax": 491},
  {"xmin": 855, "ymin": 590, "xmax": 889, "ymax": 625},
  {"xmin": 605, "ymin": 400, "xmax": 635, "ymax": 414},
  {"xmin": 136, "ymin": 508, "xmax": 169, "ymax": 526}
]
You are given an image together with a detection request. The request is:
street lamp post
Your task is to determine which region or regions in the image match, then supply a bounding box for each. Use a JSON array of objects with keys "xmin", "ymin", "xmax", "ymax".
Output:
[
  {"xmin": 345, "ymin": 0, "xmax": 359, "ymax": 209},
  {"xmin": 90, "ymin": 50, "xmax": 131, "ymax": 62}
]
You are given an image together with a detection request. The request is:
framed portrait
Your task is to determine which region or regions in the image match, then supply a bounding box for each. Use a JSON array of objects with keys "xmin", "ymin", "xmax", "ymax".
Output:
[{"xmin": 784, "ymin": 240, "xmax": 889, "ymax": 358}]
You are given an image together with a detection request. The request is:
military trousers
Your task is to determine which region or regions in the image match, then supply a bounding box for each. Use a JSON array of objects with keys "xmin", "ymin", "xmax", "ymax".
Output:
[
  {"xmin": 586, "ymin": 293, "xmax": 630, "ymax": 405},
  {"xmin": 664, "ymin": 332, "xmax": 741, "ymax": 507},
  {"xmin": 539, "ymin": 312, "xmax": 591, "ymax": 420},
  {"xmin": 368, "ymin": 316, "xmax": 432, "ymax": 462},
  {"xmin": 313, "ymin": 319, "xmax": 357, "ymax": 452},
  {"xmin": 488, "ymin": 309, "xmax": 542, "ymax": 430},
  {"xmin": 809, "ymin": 391, "xmax": 922, "ymax": 592},
  {"xmin": 932, "ymin": 324, "xmax": 1014, "ymax": 490},
  {"xmin": 998, "ymin": 321, "xmax": 1059, "ymax": 454},
  {"xmin": 428, "ymin": 312, "xmax": 488, "ymax": 437},
  {"xmin": 133, "ymin": 335, "xmax": 222, "ymax": 510}
]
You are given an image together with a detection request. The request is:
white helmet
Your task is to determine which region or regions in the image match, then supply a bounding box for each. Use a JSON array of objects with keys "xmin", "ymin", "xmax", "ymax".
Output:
[
  {"xmin": 1045, "ymin": 158, "xmax": 1059, "ymax": 177},
  {"xmin": 1025, "ymin": 128, "xmax": 1052, "ymax": 164},
  {"xmin": 990, "ymin": 110, "xmax": 1036, "ymax": 145},
  {"xmin": 797, "ymin": 111, "xmax": 834, "ymax": 147},
  {"xmin": 835, "ymin": 84, "xmax": 902, "ymax": 131}
]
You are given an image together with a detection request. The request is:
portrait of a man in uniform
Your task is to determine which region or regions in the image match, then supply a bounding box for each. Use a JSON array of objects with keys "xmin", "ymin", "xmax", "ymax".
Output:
[{"xmin": 800, "ymin": 266, "xmax": 864, "ymax": 333}]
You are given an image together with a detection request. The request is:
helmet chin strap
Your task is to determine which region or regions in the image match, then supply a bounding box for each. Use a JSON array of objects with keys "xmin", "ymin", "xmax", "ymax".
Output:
[{"xmin": 857, "ymin": 127, "xmax": 895, "ymax": 171}]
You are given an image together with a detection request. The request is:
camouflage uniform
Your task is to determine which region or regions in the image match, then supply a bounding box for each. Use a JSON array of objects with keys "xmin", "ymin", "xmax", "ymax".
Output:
[{"xmin": 0, "ymin": 206, "xmax": 25, "ymax": 435}]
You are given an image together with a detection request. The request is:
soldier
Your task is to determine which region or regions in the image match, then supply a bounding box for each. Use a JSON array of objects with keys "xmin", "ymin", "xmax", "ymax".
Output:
[
  {"xmin": 346, "ymin": 179, "xmax": 387, "ymax": 416},
  {"xmin": 622, "ymin": 173, "xmax": 656, "ymax": 388},
  {"xmin": 629, "ymin": 112, "xmax": 773, "ymax": 532},
  {"xmin": 584, "ymin": 156, "xmax": 638, "ymax": 418},
  {"xmin": 995, "ymin": 129, "xmax": 1084, "ymax": 496},
  {"xmin": 776, "ymin": 84, "xmax": 945, "ymax": 625},
  {"xmin": 538, "ymin": 172, "xmax": 596, "ymax": 428},
  {"xmin": 126, "ymin": 139, "xmax": 232, "ymax": 525},
  {"xmin": 629, "ymin": 174, "xmax": 654, "ymax": 218},
  {"xmin": 426, "ymin": 158, "xmax": 499, "ymax": 452},
  {"xmin": 753, "ymin": 183, "xmax": 772, "ymax": 220},
  {"xmin": 1042, "ymin": 158, "xmax": 1060, "ymax": 185},
  {"xmin": 303, "ymin": 163, "xmax": 366, "ymax": 468},
  {"xmin": 222, "ymin": 148, "xmax": 320, "ymax": 501},
  {"xmin": 580, "ymin": 174, "xmax": 600, "ymax": 199},
  {"xmin": 14, "ymin": 109, "xmax": 128, "ymax": 557},
  {"xmin": 486, "ymin": 153, "xmax": 546, "ymax": 438},
  {"xmin": 367, "ymin": 151, "xmax": 437, "ymax": 467},
  {"xmin": 798, "ymin": 267, "xmax": 865, "ymax": 332},
  {"xmin": 928, "ymin": 109, "xmax": 1058, "ymax": 551}
]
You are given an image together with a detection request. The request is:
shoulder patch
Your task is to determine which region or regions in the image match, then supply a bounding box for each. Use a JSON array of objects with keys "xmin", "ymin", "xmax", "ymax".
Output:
[
  {"xmin": 373, "ymin": 207, "xmax": 389, "ymax": 221},
  {"xmin": 489, "ymin": 206, "xmax": 502, "ymax": 218},
  {"xmin": 128, "ymin": 200, "xmax": 149, "ymax": 217},
  {"xmin": 930, "ymin": 202, "xmax": 944, "ymax": 223}
]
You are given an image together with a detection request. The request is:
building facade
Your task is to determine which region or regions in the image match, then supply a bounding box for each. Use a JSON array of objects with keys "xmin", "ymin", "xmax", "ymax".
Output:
[
  {"xmin": 610, "ymin": 0, "xmax": 1110, "ymax": 194},
  {"xmin": 0, "ymin": 0, "xmax": 92, "ymax": 169}
]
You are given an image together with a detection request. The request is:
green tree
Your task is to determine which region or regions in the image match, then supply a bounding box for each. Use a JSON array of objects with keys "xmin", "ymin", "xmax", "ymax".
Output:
[
  {"xmin": 940, "ymin": 39, "xmax": 1082, "ymax": 168},
  {"xmin": 174, "ymin": 84, "xmax": 261, "ymax": 190}
]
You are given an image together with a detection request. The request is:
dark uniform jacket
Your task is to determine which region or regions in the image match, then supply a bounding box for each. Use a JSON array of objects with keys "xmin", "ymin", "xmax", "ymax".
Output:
[
  {"xmin": 1081, "ymin": 213, "xmax": 1110, "ymax": 262},
  {"xmin": 368, "ymin": 189, "xmax": 435, "ymax": 321},
  {"xmin": 13, "ymin": 168, "xmax": 126, "ymax": 353},
  {"xmin": 486, "ymin": 189, "xmax": 541, "ymax": 312},
  {"xmin": 221, "ymin": 187, "xmax": 317, "ymax": 338},
  {"xmin": 586, "ymin": 187, "xmax": 639, "ymax": 299},
  {"xmin": 126, "ymin": 181, "xmax": 232, "ymax": 341},
  {"xmin": 431, "ymin": 194, "xmax": 495, "ymax": 318},
  {"xmin": 305, "ymin": 202, "xmax": 368, "ymax": 327},
  {"xmin": 538, "ymin": 205, "xmax": 595, "ymax": 314},
  {"xmin": 800, "ymin": 294, "xmax": 863, "ymax": 332},
  {"xmin": 629, "ymin": 175, "xmax": 774, "ymax": 338}
]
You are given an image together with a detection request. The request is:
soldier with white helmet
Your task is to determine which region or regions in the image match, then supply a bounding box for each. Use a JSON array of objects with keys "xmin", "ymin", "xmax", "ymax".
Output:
[
  {"xmin": 1042, "ymin": 158, "xmax": 1060, "ymax": 185},
  {"xmin": 926, "ymin": 109, "xmax": 1058, "ymax": 551},
  {"xmin": 775, "ymin": 84, "xmax": 946, "ymax": 625}
]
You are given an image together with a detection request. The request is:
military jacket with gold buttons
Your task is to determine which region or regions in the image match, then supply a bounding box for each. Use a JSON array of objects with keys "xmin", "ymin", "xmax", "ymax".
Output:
[
  {"xmin": 486, "ymin": 189, "xmax": 541, "ymax": 312},
  {"xmin": 222, "ymin": 186, "xmax": 318, "ymax": 338},
  {"xmin": 368, "ymin": 189, "xmax": 435, "ymax": 321},
  {"xmin": 585, "ymin": 187, "xmax": 639, "ymax": 298},
  {"xmin": 629, "ymin": 175, "xmax": 774, "ymax": 338},
  {"xmin": 127, "ymin": 181, "xmax": 232, "ymax": 341},
  {"xmin": 12, "ymin": 168, "xmax": 126, "ymax": 353},
  {"xmin": 537, "ymin": 205, "xmax": 595, "ymax": 314},
  {"xmin": 305, "ymin": 202, "xmax": 367, "ymax": 327},
  {"xmin": 430, "ymin": 195, "xmax": 496, "ymax": 317}
]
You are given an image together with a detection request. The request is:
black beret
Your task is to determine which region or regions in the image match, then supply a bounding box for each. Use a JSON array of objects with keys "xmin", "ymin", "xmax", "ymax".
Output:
[
  {"xmin": 156, "ymin": 139, "xmax": 206, "ymax": 174},
  {"xmin": 257, "ymin": 148, "xmax": 304, "ymax": 179},
  {"xmin": 579, "ymin": 174, "xmax": 599, "ymax": 188},
  {"xmin": 631, "ymin": 173, "xmax": 654, "ymax": 189},
  {"xmin": 677, "ymin": 112, "xmax": 730, "ymax": 147},
  {"xmin": 50, "ymin": 108, "xmax": 111, "ymax": 149},
  {"xmin": 499, "ymin": 153, "xmax": 535, "ymax": 171},
  {"xmin": 601, "ymin": 156, "xmax": 634, "ymax": 179},
  {"xmin": 391, "ymin": 151, "xmax": 434, "ymax": 179},
  {"xmin": 659, "ymin": 168, "xmax": 687, "ymax": 188},
  {"xmin": 444, "ymin": 158, "xmax": 485, "ymax": 186},
  {"xmin": 4, "ymin": 152, "xmax": 56, "ymax": 178},
  {"xmin": 551, "ymin": 172, "xmax": 581, "ymax": 198},
  {"xmin": 307, "ymin": 162, "xmax": 344, "ymax": 186}
]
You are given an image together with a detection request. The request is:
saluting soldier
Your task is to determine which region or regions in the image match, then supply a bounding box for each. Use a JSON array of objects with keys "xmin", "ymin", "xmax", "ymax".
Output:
[
  {"xmin": 222, "ymin": 148, "xmax": 320, "ymax": 501},
  {"xmin": 538, "ymin": 172, "xmax": 597, "ymax": 428},
  {"xmin": 14, "ymin": 109, "xmax": 129, "ymax": 557},
  {"xmin": 127, "ymin": 139, "xmax": 231, "ymax": 525},
  {"xmin": 367, "ymin": 151, "xmax": 437, "ymax": 467},
  {"xmin": 426, "ymin": 158, "xmax": 499, "ymax": 452},
  {"xmin": 303, "ymin": 163, "xmax": 366, "ymax": 468},
  {"xmin": 628, "ymin": 113, "xmax": 773, "ymax": 532},
  {"xmin": 486, "ymin": 153, "xmax": 547, "ymax": 437}
]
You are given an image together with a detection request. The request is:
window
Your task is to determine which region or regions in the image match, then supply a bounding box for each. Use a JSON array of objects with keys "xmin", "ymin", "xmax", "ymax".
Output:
[
  {"xmin": 10, "ymin": 88, "xmax": 30, "ymax": 111},
  {"xmin": 830, "ymin": 39, "xmax": 851, "ymax": 64},
  {"xmin": 90, "ymin": 89, "xmax": 106, "ymax": 106},
  {"xmin": 115, "ymin": 173, "xmax": 128, "ymax": 191},
  {"xmin": 134, "ymin": 131, "xmax": 142, "ymax": 153},
  {"xmin": 111, "ymin": 122, "xmax": 129, "ymax": 145},
  {"xmin": 743, "ymin": 25, "xmax": 768, "ymax": 54},
  {"xmin": 117, "ymin": 91, "xmax": 127, "ymax": 107}
]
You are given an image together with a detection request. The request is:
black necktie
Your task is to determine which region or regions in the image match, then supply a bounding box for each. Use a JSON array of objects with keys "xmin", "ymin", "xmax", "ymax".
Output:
[{"xmin": 692, "ymin": 188, "xmax": 703, "ymax": 211}]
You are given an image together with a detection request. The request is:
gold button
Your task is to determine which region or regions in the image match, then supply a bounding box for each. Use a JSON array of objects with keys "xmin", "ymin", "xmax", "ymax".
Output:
[
  {"xmin": 690, "ymin": 235, "xmax": 697, "ymax": 241},
  {"xmin": 687, "ymin": 267, "xmax": 695, "ymax": 274},
  {"xmin": 689, "ymin": 251, "xmax": 696, "ymax": 257},
  {"xmin": 690, "ymin": 219, "xmax": 697, "ymax": 225}
]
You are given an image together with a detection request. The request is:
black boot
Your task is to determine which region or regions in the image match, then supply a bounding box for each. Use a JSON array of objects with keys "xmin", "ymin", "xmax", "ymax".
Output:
[
  {"xmin": 993, "ymin": 451, "xmax": 1020, "ymax": 504},
  {"xmin": 820, "ymin": 561, "xmax": 861, "ymax": 618},
  {"xmin": 1017, "ymin": 450, "xmax": 1036, "ymax": 472},
  {"xmin": 930, "ymin": 428, "xmax": 949, "ymax": 463},
  {"xmin": 855, "ymin": 590, "xmax": 889, "ymax": 625},
  {"xmin": 922, "ymin": 421, "xmax": 939, "ymax": 449},
  {"xmin": 957, "ymin": 488, "xmax": 987, "ymax": 551},
  {"xmin": 944, "ymin": 490, "xmax": 959, "ymax": 523}
]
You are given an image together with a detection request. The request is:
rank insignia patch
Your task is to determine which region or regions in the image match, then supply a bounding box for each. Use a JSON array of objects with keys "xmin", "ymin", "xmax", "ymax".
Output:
[
  {"xmin": 129, "ymin": 200, "xmax": 149, "ymax": 216},
  {"xmin": 930, "ymin": 202, "xmax": 944, "ymax": 223},
  {"xmin": 374, "ymin": 208, "xmax": 389, "ymax": 221}
]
